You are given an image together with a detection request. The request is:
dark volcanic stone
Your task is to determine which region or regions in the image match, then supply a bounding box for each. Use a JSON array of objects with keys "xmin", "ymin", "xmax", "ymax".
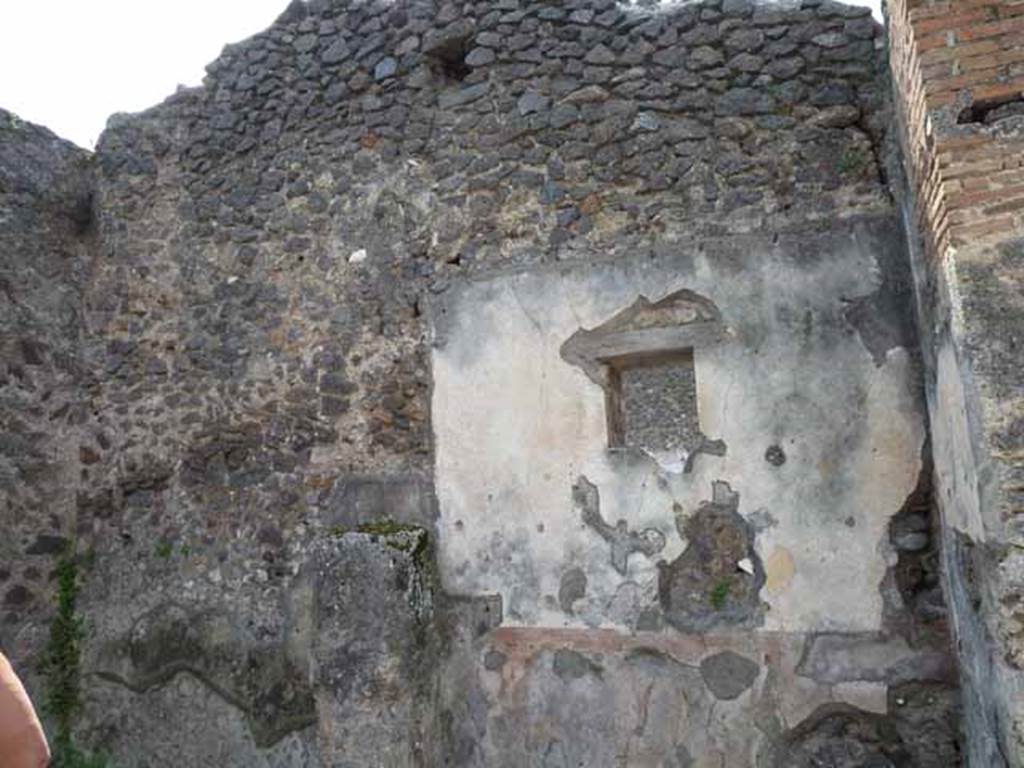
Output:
[
  {"xmin": 552, "ymin": 648, "xmax": 601, "ymax": 681},
  {"xmin": 4, "ymin": 584, "xmax": 31, "ymax": 606},
  {"xmin": 658, "ymin": 481, "xmax": 764, "ymax": 631},
  {"xmin": 716, "ymin": 88, "xmax": 776, "ymax": 115},
  {"xmin": 518, "ymin": 90, "xmax": 550, "ymax": 116},
  {"xmin": 769, "ymin": 687, "xmax": 962, "ymax": 768},
  {"xmin": 321, "ymin": 38, "xmax": 351, "ymax": 64},
  {"xmin": 25, "ymin": 534, "xmax": 69, "ymax": 555},
  {"xmin": 558, "ymin": 567, "xmax": 587, "ymax": 613},
  {"xmin": 700, "ymin": 651, "xmax": 760, "ymax": 700}
]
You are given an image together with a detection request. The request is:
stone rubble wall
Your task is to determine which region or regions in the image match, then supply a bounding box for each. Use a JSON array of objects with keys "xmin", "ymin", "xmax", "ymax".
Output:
[
  {"xmin": 887, "ymin": 0, "xmax": 1024, "ymax": 764},
  {"xmin": 0, "ymin": 0, "xmax": 973, "ymax": 765},
  {"xmin": 0, "ymin": 108, "xmax": 93, "ymax": 703}
]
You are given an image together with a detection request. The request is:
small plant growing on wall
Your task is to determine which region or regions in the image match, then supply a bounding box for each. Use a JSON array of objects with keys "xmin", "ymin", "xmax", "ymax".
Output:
[
  {"xmin": 43, "ymin": 547, "xmax": 114, "ymax": 768},
  {"xmin": 709, "ymin": 578, "xmax": 732, "ymax": 610}
]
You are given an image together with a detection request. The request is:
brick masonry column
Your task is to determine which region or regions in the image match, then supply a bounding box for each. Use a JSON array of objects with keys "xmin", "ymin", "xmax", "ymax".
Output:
[{"xmin": 887, "ymin": 1, "xmax": 1024, "ymax": 764}]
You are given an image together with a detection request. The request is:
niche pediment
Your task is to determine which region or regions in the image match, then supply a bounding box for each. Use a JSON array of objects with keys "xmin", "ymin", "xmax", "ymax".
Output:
[{"xmin": 560, "ymin": 289, "xmax": 727, "ymax": 472}]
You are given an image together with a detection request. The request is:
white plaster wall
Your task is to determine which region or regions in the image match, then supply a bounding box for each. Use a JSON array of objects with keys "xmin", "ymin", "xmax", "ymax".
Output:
[{"xmin": 431, "ymin": 237, "xmax": 925, "ymax": 632}]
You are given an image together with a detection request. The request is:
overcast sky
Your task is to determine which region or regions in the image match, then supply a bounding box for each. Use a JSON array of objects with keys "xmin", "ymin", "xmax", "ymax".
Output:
[
  {"xmin": 0, "ymin": 0, "xmax": 883, "ymax": 150},
  {"xmin": 0, "ymin": 1, "xmax": 287, "ymax": 148}
]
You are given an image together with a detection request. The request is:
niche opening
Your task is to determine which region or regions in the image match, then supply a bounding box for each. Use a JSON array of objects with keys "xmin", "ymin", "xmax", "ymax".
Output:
[
  {"xmin": 560, "ymin": 289, "xmax": 727, "ymax": 472},
  {"xmin": 605, "ymin": 350, "xmax": 700, "ymax": 455}
]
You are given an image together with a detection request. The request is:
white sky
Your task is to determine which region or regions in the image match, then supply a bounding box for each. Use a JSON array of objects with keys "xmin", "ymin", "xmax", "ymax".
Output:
[
  {"xmin": 0, "ymin": 1, "xmax": 287, "ymax": 148},
  {"xmin": 0, "ymin": 0, "xmax": 883, "ymax": 150}
]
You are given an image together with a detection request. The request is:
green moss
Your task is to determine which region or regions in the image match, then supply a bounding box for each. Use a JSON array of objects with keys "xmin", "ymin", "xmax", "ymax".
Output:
[
  {"xmin": 43, "ymin": 547, "xmax": 115, "ymax": 767},
  {"xmin": 327, "ymin": 525, "xmax": 348, "ymax": 537},
  {"xmin": 45, "ymin": 555, "xmax": 83, "ymax": 738},
  {"xmin": 5, "ymin": 112, "xmax": 23, "ymax": 132},
  {"xmin": 357, "ymin": 521, "xmax": 420, "ymax": 552},
  {"xmin": 709, "ymin": 578, "xmax": 732, "ymax": 610},
  {"xmin": 356, "ymin": 520, "xmax": 422, "ymax": 536},
  {"xmin": 54, "ymin": 744, "xmax": 113, "ymax": 768},
  {"xmin": 356, "ymin": 520, "xmax": 431, "ymax": 566},
  {"xmin": 155, "ymin": 540, "xmax": 173, "ymax": 559}
]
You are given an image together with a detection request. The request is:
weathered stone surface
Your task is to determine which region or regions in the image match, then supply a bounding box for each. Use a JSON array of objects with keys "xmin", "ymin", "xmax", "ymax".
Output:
[
  {"xmin": 433, "ymin": 219, "xmax": 930, "ymax": 643},
  {"xmin": 716, "ymin": 87, "xmax": 776, "ymax": 115},
  {"xmin": 517, "ymin": 89, "xmax": 549, "ymax": 116},
  {"xmin": 796, "ymin": 634, "xmax": 954, "ymax": 686},
  {"xmin": 464, "ymin": 47, "xmax": 495, "ymax": 67},
  {"xmin": 767, "ymin": 683, "xmax": 961, "ymax": 768},
  {"xmin": 575, "ymin": 474, "xmax": 666, "ymax": 575},
  {"xmin": 322, "ymin": 475, "xmax": 437, "ymax": 530},
  {"xmin": 313, "ymin": 530, "xmax": 440, "ymax": 765},
  {"xmin": 0, "ymin": 0, "xmax": 968, "ymax": 763},
  {"xmin": 558, "ymin": 567, "xmax": 587, "ymax": 614},
  {"xmin": 92, "ymin": 603, "xmax": 316, "ymax": 748},
  {"xmin": 552, "ymin": 648, "xmax": 602, "ymax": 681},
  {"xmin": 700, "ymin": 650, "xmax": 760, "ymax": 700},
  {"xmin": 659, "ymin": 482, "xmax": 765, "ymax": 631}
]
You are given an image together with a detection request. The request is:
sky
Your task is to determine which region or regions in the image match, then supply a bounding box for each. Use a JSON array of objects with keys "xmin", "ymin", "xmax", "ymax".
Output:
[
  {"xmin": 0, "ymin": 0, "xmax": 883, "ymax": 150},
  {"xmin": 0, "ymin": 1, "xmax": 288, "ymax": 148}
]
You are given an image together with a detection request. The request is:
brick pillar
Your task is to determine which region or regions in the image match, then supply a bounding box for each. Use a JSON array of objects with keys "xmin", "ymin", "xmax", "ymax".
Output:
[{"xmin": 887, "ymin": 1, "xmax": 1024, "ymax": 764}]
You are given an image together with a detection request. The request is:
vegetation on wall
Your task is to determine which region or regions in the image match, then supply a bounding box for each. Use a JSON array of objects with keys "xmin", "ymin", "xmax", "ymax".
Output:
[{"xmin": 42, "ymin": 548, "xmax": 112, "ymax": 768}]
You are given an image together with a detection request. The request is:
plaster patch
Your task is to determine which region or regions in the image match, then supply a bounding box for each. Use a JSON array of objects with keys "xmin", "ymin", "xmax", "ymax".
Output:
[
  {"xmin": 431, "ymin": 241, "xmax": 926, "ymax": 631},
  {"xmin": 575, "ymin": 474, "xmax": 666, "ymax": 575},
  {"xmin": 765, "ymin": 547, "xmax": 796, "ymax": 596}
]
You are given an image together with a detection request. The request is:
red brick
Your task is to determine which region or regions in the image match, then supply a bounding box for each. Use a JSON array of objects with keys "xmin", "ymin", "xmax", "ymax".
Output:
[
  {"xmin": 911, "ymin": 0, "xmax": 1024, "ymax": 20},
  {"xmin": 913, "ymin": 8, "xmax": 995, "ymax": 35},
  {"xmin": 935, "ymin": 134, "xmax": 993, "ymax": 152},
  {"xmin": 961, "ymin": 177, "xmax": 991, "ymax": 192},
  {"xmin": 958, "ymin": 15, "xmax": 1024, "ymax": 42},
  {"xmin": 950, "ymin": 215, "xmax": 1016, "ymax": 242},
  {"xmin": 928, "ymin": 64, "xmax": 1023, "ymax": 93},
  {"xmin": 941, "ymin": 158, "xmax": 1003, "ymax": 180},
  {"xmin": 973, "ymin": 76, "xmax": 1024, "ymax": 102},
  {"xmin": 959, "ymin": 47, "xmax": 1024, "ymax": 74},
  {"xmin": 949, "ymin": 184, "xmax": 1024, "ymax": 208},
  {"xmin": 919, "ymin": 39, "xmax": 1000, "ymax": 66},
  {"xmin": 916, "ymin": 32, "xmax": 956, "ymax": 53},
  {"xmin": 984, "ymin": 196, "xmax": 1024, "ymax": 216}
]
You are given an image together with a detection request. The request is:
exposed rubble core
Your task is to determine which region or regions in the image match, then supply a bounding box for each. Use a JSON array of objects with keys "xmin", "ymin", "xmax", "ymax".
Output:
[
  {"xmin": 769, "ymin": 682, "xmax": 962, "ymax": 768},
  {"xmin": 887, "ymin": 0, "xmax": 1024, "ymax": 762},
  {"xmin": 658, "ymin": 481, "xmax": 765, "ymax": 631},
  {"xmin": 9, "ymin": 0, "xmax": 1023, "ymax": 762}
]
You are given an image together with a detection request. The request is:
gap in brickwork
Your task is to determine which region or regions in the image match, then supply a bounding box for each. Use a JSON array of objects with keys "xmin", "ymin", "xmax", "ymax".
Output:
[
  {"xmin": 956, "ymin": 95, "xmax": 1024, "ymax": 126},
  {"xmin": 428, "ymin": 36, "xmax": 471, "ymax": 82}
]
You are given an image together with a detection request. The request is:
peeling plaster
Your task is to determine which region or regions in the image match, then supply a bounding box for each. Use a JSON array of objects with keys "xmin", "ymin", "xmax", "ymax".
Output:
[{"xmin": 431, "ymin": 229, "xmax": 926, "ymax": 632}]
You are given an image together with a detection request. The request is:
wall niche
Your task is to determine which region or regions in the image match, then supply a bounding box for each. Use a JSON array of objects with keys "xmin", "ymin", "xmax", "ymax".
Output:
[{"xmin": 561, "ymin": 289, "xmax": 727, "ymax": 471}]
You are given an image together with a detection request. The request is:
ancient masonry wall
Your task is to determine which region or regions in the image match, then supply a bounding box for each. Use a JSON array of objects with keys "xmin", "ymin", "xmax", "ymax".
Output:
[
  {"xmin": 887, "ymin": 0, "xmax": 1024, "ymax": 764},
  {"xmin": 0, "ymin": 109, "xmax": 93, "ymax": 708},
  {"xmin": 0, "ymin": 0, "xmax": 979, "ymax": 765}
]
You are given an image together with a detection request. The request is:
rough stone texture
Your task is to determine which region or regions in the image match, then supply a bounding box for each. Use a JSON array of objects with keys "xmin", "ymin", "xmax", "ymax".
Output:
[
  {"xmin": 433, "ymin": 221, "xmax": 926, "ymax": 633},
  {"xmin": 699, "ymin": 650, "xmax": 760, "ymax": 700},
  {"xmin": 0, "ymin": 0, "xmax": 975, "ymax": 763},
  {"xmin": 796, "ymin": 633, "xmax": 953, "ymax": 686},
  {"xmin": 768, "ymin": 682, "xmax": 962, "ymax": 768},
  {"xmin": 312, "ymin": 530, "xmax": 440, "ymax": 765},
  {"xmin": 618, "ymin": 354, "xmax": 701, "ymax": 454},
  {"xmin": 0, "ymin": 107, "xmax": 92, "ymax": 705},
  {"xmin": 887, "ymin": 0, "xmax": 1024, "ymax": 762},
  {"xmin": 438, "ymin": 627, "xmax": 956, "ymax": 766},
  {"xmin": 659, "ymin": 481, "xmax": 765, "ymax": 631}
]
